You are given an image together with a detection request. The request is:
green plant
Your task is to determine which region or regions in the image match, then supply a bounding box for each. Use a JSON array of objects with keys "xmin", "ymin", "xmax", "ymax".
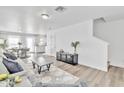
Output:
[
  {"xmin": 71, "ymin": 41, "xmax": 80, "ymax": 53},
  {"xmin": 0, "ymin": 40, "xmax": 7, "ymax": 49},
  {"xmin": 0, "ymin": 44, "xmax": 4, "ymax": 49}
]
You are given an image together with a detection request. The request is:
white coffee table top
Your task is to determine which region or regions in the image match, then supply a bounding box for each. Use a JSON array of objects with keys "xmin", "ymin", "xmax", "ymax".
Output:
[{"xmin": 31, "ymin": 56, "xmax": 54, "ymax": 66}]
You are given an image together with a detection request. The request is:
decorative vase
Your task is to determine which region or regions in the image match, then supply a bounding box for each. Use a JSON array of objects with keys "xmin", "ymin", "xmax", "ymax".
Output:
[{"xmin": 8, "ymin": 77, "xmax": 15, "ymax": 87}]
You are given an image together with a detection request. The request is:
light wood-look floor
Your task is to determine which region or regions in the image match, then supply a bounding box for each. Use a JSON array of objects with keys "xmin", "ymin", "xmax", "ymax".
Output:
[
  {"xmin": 55, "ymin": 61, "xmax": 124, "ymax": 87},
  {"xmin": 27, "ymin": 54, "xmax": 124, "ymax": 87}
]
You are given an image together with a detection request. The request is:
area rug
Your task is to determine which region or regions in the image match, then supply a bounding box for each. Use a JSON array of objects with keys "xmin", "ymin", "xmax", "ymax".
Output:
[{"xmin": 25, "ymin": 62, "xmax": 80, "ymax": 86}]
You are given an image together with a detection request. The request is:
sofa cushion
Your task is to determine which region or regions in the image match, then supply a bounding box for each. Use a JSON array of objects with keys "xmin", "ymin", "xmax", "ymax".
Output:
[
  {"xmin": 2, "ymin": 58, "xmax": 23, "ymax": 74},
  {"xmin": 3, "ymin": 52, "xmax": 17, "ymax": 60},
  {"xmin": 12, "ymin": 58, "xmax": 28, "ymax": 76},
  {"xmin": 0, "ymin": 57, "xmax": 9, "ymax": 74}
]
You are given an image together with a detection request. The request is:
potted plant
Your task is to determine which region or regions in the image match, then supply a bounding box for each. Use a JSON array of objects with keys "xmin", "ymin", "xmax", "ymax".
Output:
[
  {"xmin": 0, "ymin": 39, "xmax": 8, "ymax": 56},
  {"xmin": 0, "ymin": 40, "xmax": 7, "ymax": 49},
  {"xmin": 18, "ymin": 42, "xmax": 22, "ymax": 49},
  {"xmin": 71, "ymin": 41, "xmax": 80, "ymax": 54}
]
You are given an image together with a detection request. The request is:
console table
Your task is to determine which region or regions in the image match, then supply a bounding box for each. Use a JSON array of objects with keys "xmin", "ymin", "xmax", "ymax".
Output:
[{"xmin": 56, "ymin": 52, "xmax": 78, "ymax": 65}]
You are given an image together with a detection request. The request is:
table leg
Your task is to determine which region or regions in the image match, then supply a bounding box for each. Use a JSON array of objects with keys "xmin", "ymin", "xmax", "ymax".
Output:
[
  {"xmin": 47, "ymin": 64, "xmax": 51, "ymax": 71},
  {"xmin": 32, "ymin": 62, "xmax": 35, "ymax": 69},
  {"xmin": 38, "ymin": 66, "xmax": 42, "ymax": 74}
]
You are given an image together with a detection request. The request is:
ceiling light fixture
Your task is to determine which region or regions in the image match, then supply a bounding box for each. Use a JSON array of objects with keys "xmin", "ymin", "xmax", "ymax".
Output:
[
  {"xmin": 55, "ymin": 6, "xmax": 66, "ymax": 12},
  {"xmin": 41, "ymin": 13, "xmax": 50, "ymax": 19}
]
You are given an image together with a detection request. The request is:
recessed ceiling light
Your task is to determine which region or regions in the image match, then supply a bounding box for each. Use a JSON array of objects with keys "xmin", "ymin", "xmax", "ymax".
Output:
[{"xmin": 41, "ymin": 13, "xmax": 50, "ymax": 19}]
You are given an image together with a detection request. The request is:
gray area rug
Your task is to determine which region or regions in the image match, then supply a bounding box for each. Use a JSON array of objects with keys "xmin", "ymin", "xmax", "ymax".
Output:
[
  {"xmin": 27, "ymin": 63, "xmax": 79, "ymax": 86},
  {"xmin": 23, "ymin": 60, "xmax": 87, "ymax": 87}
]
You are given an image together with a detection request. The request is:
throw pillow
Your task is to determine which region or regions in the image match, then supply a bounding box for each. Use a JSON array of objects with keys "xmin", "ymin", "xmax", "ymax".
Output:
[
  {"xmin": 15, "ymin": 76, "xmax": 22, "ymax": 83},
  {"xmin": 0, "ymin": 74, "xmax": 8, "ymax": 81},
  {"xmin": 2, "ymin": 58, "xmax": 23, "ymax": 74},
  {"xmin": 3, "ymin": 52, "xmax": 17, "ymax": 60}
]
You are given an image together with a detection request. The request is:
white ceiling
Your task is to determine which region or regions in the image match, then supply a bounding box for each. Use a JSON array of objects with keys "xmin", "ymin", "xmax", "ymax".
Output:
[{"xmin": 0, "ymin": 6, "xmax": 124, "ymax": 35}]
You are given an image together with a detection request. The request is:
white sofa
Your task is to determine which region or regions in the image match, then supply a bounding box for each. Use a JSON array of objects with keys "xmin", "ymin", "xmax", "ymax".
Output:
[{"xmin": 0, "ymin": 52, "xmax": 33, "ymax": 87}]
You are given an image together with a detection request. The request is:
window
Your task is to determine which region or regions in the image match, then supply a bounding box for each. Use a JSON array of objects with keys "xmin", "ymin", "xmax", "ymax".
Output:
[
  {"xmin": 0, "ymin": 39, "xmax": 4, "ymax": 44},
  {"xmin": 26, "ymin": 37, "xmax": 34, "ymax": 52},
  {"xmin": 8, "ymin": 37, "xmax": 20, "ymax": 48}
]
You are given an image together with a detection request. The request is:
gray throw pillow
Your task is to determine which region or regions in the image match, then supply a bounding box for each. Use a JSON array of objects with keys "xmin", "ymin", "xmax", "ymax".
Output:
[
  {"xmin": 3, "ymin": 52, "xmax": 17, "ymax": 60},
  {"xmin": 2, "ymin": 58, "xmax": 23, "ymax": 74}
]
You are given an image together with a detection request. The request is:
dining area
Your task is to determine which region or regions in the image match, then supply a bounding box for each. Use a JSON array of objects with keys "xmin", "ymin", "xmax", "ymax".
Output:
[{"xmin": 8, "ymin": 47, "xmax": 30, "ymax": 59}]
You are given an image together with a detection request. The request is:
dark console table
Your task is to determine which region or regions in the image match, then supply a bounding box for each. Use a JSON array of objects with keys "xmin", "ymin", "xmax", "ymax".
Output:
[{"xmin": 56, "ymin": 52, "xmax": 78, "ymax": 65}]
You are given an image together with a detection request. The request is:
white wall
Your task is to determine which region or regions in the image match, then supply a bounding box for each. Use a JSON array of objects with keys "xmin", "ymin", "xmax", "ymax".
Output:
[
  {"xmin": 94, "ymin": 19, "xmax": 124, "ymax": 68},
  {"xmin": 55, "ymin": 21, "xmax": 93, "ymax": 53},
  {"xmin": 46, "ymin": 20, "xmax": 108, "ymax": 71},
  {"xmin": 45, "ymin": 31, "xmax": 56, "ymax": 56}
]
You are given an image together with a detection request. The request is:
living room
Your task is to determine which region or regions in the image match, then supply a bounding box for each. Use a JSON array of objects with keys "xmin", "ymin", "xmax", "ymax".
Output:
[{"xmin": 1, "ymin": 4, "xmax": 124, "ymax": 89}]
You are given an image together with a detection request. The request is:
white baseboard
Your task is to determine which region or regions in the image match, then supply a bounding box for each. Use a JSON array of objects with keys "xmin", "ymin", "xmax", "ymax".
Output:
[
  {"xmin": 111, "ymin": 64, "xmax": 124, "ymax": 68},
  {"xmin": 79, "ymin": 62, "xmax": 108, "ymax": 72},
  {"xmin": 110, "ymin": 61, "xmax": 124, "ymax": 68}
]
